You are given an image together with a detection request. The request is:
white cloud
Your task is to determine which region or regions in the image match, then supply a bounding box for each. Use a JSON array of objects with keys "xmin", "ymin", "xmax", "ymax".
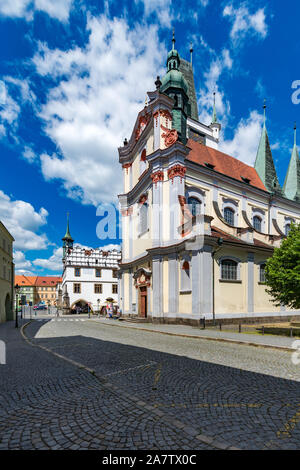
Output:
[
  {"xmin": 100, "ymin": 243, "xmax": 121, "ymax": 251},
  {"xmin": 0, "ymin": 190, "xmax": 49, "ymax": 250},
  {"xmin": 220, "ymin": 110, "xmax": 263, "ymax": 166},
  {"xmin": 33, "ymin": 15, "xmax": 165, "ymax": 206},
  {"xmin": 0, "ymin": 78, "xmax": 36, "ymax": 144},
  {"xmin": 135, "ymin": 0, "xmax": 172, "ymax": 27},
  {"xmin": 34, "ymin": 0, "xmax": 73, "ymax": 21},
  {"xmin": 23, "ymin": 146, "xmax": 37, "ymax": 163},
  {"xmin": 14, "ymin": 250, "xmax": 32, "ymax": 271},
  {"xmin": 0, "ymin": 0, "xmax": 73, "ymax": 21},
  {"xmin": 223, "ymin": 4, "xmax": 268, "ymax": 42},
  {"xmin": 33, "ymin": 247, "xmax": 63, "ymax": 271}
]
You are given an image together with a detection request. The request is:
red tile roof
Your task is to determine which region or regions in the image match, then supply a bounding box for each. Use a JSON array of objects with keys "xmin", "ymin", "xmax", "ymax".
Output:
[
  {"xmin": 15, "ymin": 275, "xmax": 37, "ymax": 286},
  {"xmin": 15, "ymin": 275, "xmax": 62, "ymax": 286},
  {"xmin": 35, "ymin": 276, "xmax": 62, "ymax": 287},
  {"xmin": 186, "ymin": 139, "xmax": 267, "ymax": 191}
]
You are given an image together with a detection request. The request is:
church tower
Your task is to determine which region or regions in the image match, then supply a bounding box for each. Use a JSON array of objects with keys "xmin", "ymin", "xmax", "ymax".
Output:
[
  {"xmin": 283, "ymin": 124, "xmax": 300, "ymax": 202},
  {"xmin": 160, "ymin": 31, "xmax": 189, "ymax": 144},
  {"xmin": 62, "ymin": 213, "xmax": 74, "ymax": 260},
  {"xmin": 254, "ymin": 102, "xmax": 282, "ymax": 195},
  {"xmin": 209, "ymin": 92, "xmax": 221, "ymax": 142}
]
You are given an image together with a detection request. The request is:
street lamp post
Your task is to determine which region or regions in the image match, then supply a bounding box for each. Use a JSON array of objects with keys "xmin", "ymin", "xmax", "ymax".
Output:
[{"xmin": 15, "ymin": 284, "xmax": 20, "ymax": 328}]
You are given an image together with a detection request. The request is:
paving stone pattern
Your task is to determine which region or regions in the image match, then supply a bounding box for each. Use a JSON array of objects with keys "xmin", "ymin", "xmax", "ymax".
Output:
[{"xmin": 1, "ymin": 319, "xmax": 300, "ymax": 450}]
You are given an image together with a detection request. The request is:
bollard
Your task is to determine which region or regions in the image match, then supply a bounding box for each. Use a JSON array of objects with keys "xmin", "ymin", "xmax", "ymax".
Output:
[
  {"xmin": 219, "ymin": 322, "xmax": 222, "ymax": 331},
  {"xmin": 239, "ymin": 323, "xmax": 242, "ymax": 333}
]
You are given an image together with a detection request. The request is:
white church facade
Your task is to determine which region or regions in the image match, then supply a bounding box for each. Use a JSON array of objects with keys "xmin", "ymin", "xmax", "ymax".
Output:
[{"xmin": 117, "ymin": 34, "xmax": 300, "ymax": 324}]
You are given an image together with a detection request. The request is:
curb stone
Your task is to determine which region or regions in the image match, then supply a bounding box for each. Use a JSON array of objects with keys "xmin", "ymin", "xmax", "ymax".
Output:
[{"xmin": 21, "ymin": 320, "xmax": 241, "ymax": 451}]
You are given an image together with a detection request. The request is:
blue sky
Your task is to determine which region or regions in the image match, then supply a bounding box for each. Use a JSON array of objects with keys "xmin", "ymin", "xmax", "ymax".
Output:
[{"xmin": 0, "ymin": 0, "xmax": 299, "ymax": 275}]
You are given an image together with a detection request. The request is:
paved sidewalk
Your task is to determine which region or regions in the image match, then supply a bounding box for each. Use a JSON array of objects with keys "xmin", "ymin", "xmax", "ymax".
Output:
[{"xmin": 88, "ymin": 318, "xmax": 298, "ymax": 351}]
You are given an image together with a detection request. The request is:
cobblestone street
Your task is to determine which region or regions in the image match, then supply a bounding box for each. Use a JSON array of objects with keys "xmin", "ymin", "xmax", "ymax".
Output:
[{"xmin": 1, "ymin": 317, "xmax": 300, "ymax": 450}]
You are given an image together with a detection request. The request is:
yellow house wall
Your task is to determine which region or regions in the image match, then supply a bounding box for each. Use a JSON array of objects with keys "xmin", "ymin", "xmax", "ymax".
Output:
[
  {"xmin": 179, "ymin": 293, "xmax": 192, "ymax": 314},
  {"xmin": 214, "ymin": 249, "xmax": 247, "ymax": 314},
  {"xmin": 254, "ymin": 253, "xmax": 279, "ymax": 313}
]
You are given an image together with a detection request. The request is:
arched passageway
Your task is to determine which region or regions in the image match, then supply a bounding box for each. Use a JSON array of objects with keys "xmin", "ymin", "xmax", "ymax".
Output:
[{"xmin": 70, "ymin": 299, "xmax": 93, "ymax": 314}]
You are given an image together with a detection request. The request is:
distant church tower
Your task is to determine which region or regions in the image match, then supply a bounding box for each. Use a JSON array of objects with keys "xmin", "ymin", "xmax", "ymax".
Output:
[{"xmin": 62, "ymin": 213, "xmax": 74, "ymax": 260}]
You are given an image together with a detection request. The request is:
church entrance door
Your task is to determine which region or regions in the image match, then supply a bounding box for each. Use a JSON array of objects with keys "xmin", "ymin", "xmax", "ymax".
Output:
[{"xmin": 139, "ymin": 286, "xmax": 147, "ymax": 318}]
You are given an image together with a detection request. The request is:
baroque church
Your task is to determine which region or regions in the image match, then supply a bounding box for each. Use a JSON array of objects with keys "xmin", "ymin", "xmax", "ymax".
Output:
[{"xmin": 118, "ymin": 34, "xmax": 300, "ymax": 324}]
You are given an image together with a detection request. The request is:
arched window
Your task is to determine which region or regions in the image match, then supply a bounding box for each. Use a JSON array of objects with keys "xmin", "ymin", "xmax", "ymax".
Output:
[
  {"xmin": 259, "ymin": 264, "xmax": 266, "ymax": 283},
  {"xmin": 221, "ymin": 259, "xmax": 238, "ymax": 280},
  {"xmin": 253, "ymin": 216, "xmax": 262, "ymax": 232},
  {"xmin": 139, "ymin": 202, "xmax": 148, "ymax": 235},
  {"xmin": 181, "ymin": 260, "xmax": 191, "ymax": 292},
  {"xmin": 224, "ymin": 207, "xmax": 235, "ymax": 226},
  {"xmin": 188, "ymin": 197, "xmax": 201, "ymax": 217},
  {"xmin": 140, "ymin": 149, "xmax": 146, "ymax": 162},
  {"xmin": 140, "ymin": 149, "xmax": 147, "ymax": 175},
  {"xmin": 285, "ymin": 224, "xmax": 291, "ymax": 236}
]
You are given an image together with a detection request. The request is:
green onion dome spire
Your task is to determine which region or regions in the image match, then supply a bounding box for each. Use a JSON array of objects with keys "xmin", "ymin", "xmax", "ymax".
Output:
[
  {"xmin": 62, "ymin": 213, "xmax": 74, "ymax": 242},
  {"xmin": 161, "ymin": 30, "xmax": 188, "ymax": 95}
]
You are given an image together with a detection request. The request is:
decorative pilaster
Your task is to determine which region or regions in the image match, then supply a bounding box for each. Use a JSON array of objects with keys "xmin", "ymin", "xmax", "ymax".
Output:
[
  {"xmin": 152, "ymin": 255, "xmax": 162, "ymax": 318},
  {"xmin": 192, "ymin": 251, "xmax": 201, "ymax": 314},
  {"xmin": 247, "ymin": 252, "xmax": 254, "ymax": 313},
  {"xmin": 168, "ymin": 253, "xmax": 178, "ymax": 315},
  {"xmin": 200, "ymin": 245, "xmax": 213, "ymax": 315}
]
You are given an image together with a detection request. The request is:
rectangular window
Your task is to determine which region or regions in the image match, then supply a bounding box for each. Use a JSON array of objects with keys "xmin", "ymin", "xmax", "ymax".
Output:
[
  {"xmin": 94, "ymin": 284, "xmax": 102, "ymax": 294},
  {"xmin": 112, "ymin": 270, "xmax": 118, "ymax": 278},
  {"xmin": 74, "ymin": 268, "xmax": 81, "ymax": 277},
  {"xmin": 221, "ymin": 260, "xmax": 238, "ymax": 280},
  {"xmin": 112, "ymin": 284, "xmax": 118, "ymax": 294},
  {"xmin": 260, "ymin": 264, "xmax": 266, "ymax": 283},
  {"xmin": 95, "ymin": 268, "xmax": 102, "ymax": 277},
  {"xmin": 73, "ymin": 283, "xmax": 81, "ymax": 293}
]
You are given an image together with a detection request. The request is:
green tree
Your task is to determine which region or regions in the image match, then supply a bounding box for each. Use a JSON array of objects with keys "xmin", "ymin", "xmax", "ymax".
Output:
[{"xmin": 265, "ymin": 223, "xmax": 300, "ymax": 309}]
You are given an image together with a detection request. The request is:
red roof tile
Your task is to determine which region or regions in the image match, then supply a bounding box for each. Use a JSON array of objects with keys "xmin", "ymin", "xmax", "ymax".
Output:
[
  {"xmin": 15, "ymin": 275, "xmax": 37, "ymax": 286},
  {"xmin": 35, "ymin": 276, "xmax": 62, "ymax": 287},
  {"xmin": 186, "ymin": 139, "xmax": 267, "ymax": 191}
]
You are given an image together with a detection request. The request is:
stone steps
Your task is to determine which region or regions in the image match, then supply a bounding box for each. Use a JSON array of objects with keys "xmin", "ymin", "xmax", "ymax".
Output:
[{"xmin": 121, "ymin": 316, "xmax": 150, "ymax": 324}]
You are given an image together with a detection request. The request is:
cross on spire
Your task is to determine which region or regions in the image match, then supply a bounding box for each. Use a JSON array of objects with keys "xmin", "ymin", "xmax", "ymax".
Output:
[
  {"xmin": 212, "ymin": 91, "xmax": 217, "ymax": 124},
  {"xmin": 263, "ymin": 99, "xmax": 267, "ymax": 127},
  {"xmin": 172, "ymin": 28, "xmax": 175, "ymax": 50}
]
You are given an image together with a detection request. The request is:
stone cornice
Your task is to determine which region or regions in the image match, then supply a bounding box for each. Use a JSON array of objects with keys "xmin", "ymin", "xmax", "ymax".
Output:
[{"xmin": 118, "ymin": 172, "xmax": 152, "ymax": 207}]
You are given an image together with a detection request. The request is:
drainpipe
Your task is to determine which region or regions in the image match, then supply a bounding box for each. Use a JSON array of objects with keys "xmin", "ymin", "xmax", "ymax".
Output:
[{"xmin": 212, "ymin": 237, "xmax": 223, "ymax": 326}]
